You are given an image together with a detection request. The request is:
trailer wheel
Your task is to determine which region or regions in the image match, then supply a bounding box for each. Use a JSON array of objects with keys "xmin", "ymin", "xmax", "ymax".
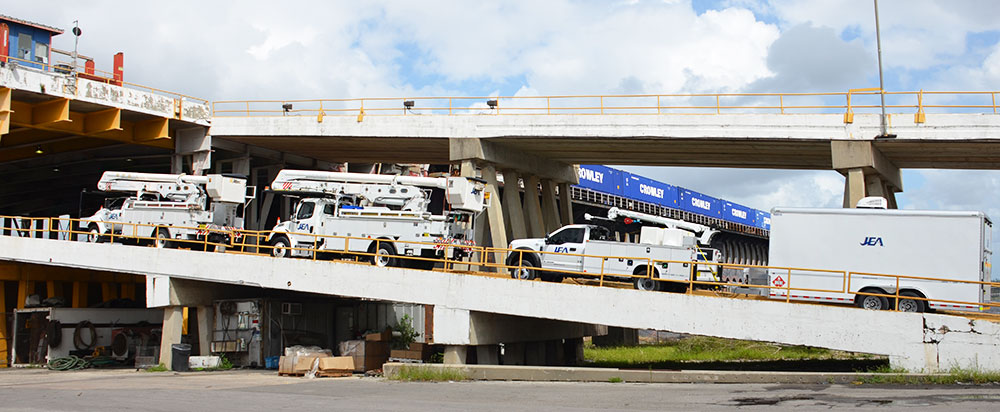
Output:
[
  {"xmin": 854, "ymin": 288, "xmax": 889, "ymax": 310},
  {"xmin": 896, "ymin": 291, "xmax": 925, "ymax": 313},
  {"xmin": 87, "ymin": 225, "xmax": 104, "ymax": 244},
  {"xmin": 370, "ymin": 241, "xmax": 398, "ymax": 268},
  {"xmin": 633, "ymin": 267, "xmax": 660, "ymax": 292},
  {"xmin": 271, "ymin": 236, "xmax": 292, "ymax": 258},
  {"xmin": 154, "ymin": 228, "xmax": 174, "ymax": 249},
  {"xmin": 510, "ymin": 259, "xmax": 538, "ymax": 280}
]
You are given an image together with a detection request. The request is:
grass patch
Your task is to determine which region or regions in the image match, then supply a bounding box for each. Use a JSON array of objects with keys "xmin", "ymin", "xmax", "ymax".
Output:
[
  {"xmin": 143, "ymin": 364, "xmax": 169, "ymax": 372},
  {"xmin": 857, "ymin": 366, "xmax": 1000, "ymax": 385},
  {"xmin": 389, "ymin": 365, "xmax": 468, "ymax": 382},
  {"xmin": 608, "ymin": 376, "xmax": 624, "ymax": 383},
  {"xmin": 585, "ymin": 336, "xmax": 878, "ymax": 368}
]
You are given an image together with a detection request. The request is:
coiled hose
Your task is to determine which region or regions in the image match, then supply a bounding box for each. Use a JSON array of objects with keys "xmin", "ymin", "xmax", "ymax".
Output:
[{"xmin": 47, "ymin": 355, "xmax": 90, "ymax": 371}]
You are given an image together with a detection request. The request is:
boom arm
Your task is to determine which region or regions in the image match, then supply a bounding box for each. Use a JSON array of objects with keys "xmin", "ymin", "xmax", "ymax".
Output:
[
  {"xmin": 271, "ymin": 170, "xmax": 485, "ymax": 212},
  {"xmin": 607, "ymin": 207, "xmax": 718, "ymax": 245},
  {"xmin": 97, "ymin": 172, "xmax": 248, "ymax": 204}
]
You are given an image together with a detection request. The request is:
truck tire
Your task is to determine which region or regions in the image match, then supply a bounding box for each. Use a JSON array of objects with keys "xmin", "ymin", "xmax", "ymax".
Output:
[
  {"xmin": 510, "ymin": 259, "xmax": 538, "ymax": 280},
  {"xmin": 154, "ymin": 228, "xmax": 174, "ymax": 249},
  {"xmin": 87, "ymin": 225, "xmax": 104, "ymax": 244},
  {"xmin": 896, "ymin": 290, "xmax": 925, "ymax": 313},
  {"xmin": 271, "ymin": 236, "xmax": 292, "ymax": 258},
  {"xmin": 855, "ymin": 288, "xmax": 889, "ymax": 310},
  {"xmin": 633, "ymin": 266, "xmax": 660, "ymax": 292},
  {"xmin": 370, "ymin": 242, "xmax": 398, "ymax": 268}
]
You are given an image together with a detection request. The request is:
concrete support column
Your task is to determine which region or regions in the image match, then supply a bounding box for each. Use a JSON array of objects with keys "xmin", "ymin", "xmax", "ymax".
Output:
[
  {"xmin": 481, "ymin": 164, "xmax": 508, "ymax": 262},
  {"xmin": 558, "ymin": 182, "xmax": 574, "ymax": 225},
  {"xmin": 540, "ymin": 179, "xmax": 562, "ymax": 234},
  {"xmin": 832, "ymin": 140, "xmax": 902, "ymax": 209},
  {"xmin": 524, "ymin": 341, "xmax": 546, "ymax": 365},
  {"xmin": 564, "ymin": 337, "xmax": 585, "ymax": 366},
  {"xmin": 443, "ymin": 345, "xmax": 468, "ymax": 365},
  {"xmin": 159, "ymin": 306, "xmax": 184, "ymax": 369},
  {"xmin": 523, "ymin": 175, "xmax": 546, "ymax": 237},
  {"xmin": 503, "ymin": 342, "xmax": 525, "ymax": 365},
  {"xmin": 842, "ymin": 168, "xmax": 866, "ymax": 208},
  {"xmin": 500, "ymin": 170, "xmax": 528, "ymax": 241},
  {"xmin": 196, "ymin": 305, "xmax": 213, "ymax": 356},
  {"xmin": 544, "ymin": 339, "xmax": 565, "ymax": 366},
  {"xmin": 476, "ymin": 344, "xmax": 500, "ymax": 365},
  {"xmin": 175, "ymin": 127, "xmax": 212, "ymax": 175},
  {"xmin": 592, "ymin": 327, "xmax": 639, "ymax": 347}
]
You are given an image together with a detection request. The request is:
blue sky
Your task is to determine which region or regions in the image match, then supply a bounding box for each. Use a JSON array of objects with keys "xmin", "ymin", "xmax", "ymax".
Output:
[{"xmin": 7, "ymin": 0, "xmax": 1000, "ymax": 277}]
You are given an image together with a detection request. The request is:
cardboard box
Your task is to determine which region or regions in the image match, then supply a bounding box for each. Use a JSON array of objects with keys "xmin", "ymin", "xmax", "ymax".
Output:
[
  {"xmin": 339, "ymin": 339, "xmax": 389, "ymax": 372},
  {"xmin": 365, "ymin": 328, "xmax": 392, "ymax": 342},
  {"xmin": 278, "ymin": 356, "xmax": 296, "ymax": 375},
  {"xmin": 318, "ymin": 356, "xmax": 355, "ymax": 372},
  {"xmin": 390, "ymin": 349, "xmax": 423, "ymax": 360},
  {"xmin": 293, "ymin": 355, "xmax": 331, "ymax": 372}
]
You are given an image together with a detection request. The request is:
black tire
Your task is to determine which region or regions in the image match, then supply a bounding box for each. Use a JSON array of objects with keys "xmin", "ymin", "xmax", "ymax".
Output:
[
  {"xmin": 370, "ymin": 241, "xmax": 398, "ymax": 267},
  {"xmin": 896, "ymin": 290, "xmax": 925, "ymax": 313},
  {"xmin": 540, "ymin": 272, "xmax": 564, "ymax": 283},
  {"xmin": 87, "ymin": 225, "xmax": 104, "ymax": 244},
  {"xmin": 510, "ymin": 259, "xmax": 538, "ymax": 280},
  {"xmin": 154, "ymin": 228, "xmax": 174, "ymax": 249},
  {"xmin": 271, "ymin": 235, "xmax": 292, "ymax": 258},
  {"xmin": 633, "ymin": 266, "xmax": 660, "ymax": 292},
  {"xmin": 855, "ymin": 289, "xmax": 889, "ymax": 310}
]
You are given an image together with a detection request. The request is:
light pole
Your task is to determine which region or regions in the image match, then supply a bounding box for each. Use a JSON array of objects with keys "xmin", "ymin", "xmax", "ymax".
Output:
[
  {"xmin": 874, "ymin": 0, "xmax": 893, "ymax": 138},
  {"xmin": 72, "ymin": 21, "xmax": 82, "ymax": 72}
]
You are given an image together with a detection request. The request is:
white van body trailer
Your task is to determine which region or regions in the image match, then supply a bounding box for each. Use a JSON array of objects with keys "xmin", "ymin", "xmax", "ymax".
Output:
[{"xmin": 768, "ymin": 208, "xmax": 992, "ymax": 312}]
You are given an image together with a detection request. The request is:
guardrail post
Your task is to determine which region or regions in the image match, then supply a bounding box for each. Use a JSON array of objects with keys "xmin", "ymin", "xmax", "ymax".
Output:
[
  {"xmin": 779, "ymin": 94, "xmax": 785, "ymax": 114},
  {"xmin": 894, "ymin": 276, "xmax": 901, "ymax": 311},
  {"xmin": 914, "ymin": 89, "xmax": 926, "ymax": 123},
  {"xmin": 716, "ymin": 95, "xmax": 721, "ymax": 114},
  {"xmin": 844, "ymin": 91, "xmax": 854, "ymax": 123},
  {"xmin": 786, "ymin": 268, "xmax": 792, "ymax": 303}
]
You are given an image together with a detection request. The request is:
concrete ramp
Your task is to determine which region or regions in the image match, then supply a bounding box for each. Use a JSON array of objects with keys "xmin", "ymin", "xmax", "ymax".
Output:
[{"xmin": 1, "ymin": 235, "xmax": 998, "ymax": 372}]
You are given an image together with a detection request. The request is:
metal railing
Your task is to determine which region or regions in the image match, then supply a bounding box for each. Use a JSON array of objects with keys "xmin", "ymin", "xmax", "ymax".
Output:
[
  {"xmin": 211, "ymin": 90, "xmax": 1000, "ymax": 119},
  {"xmin": 1, "ymin": 55, "xmax": 209, "ymax": 105},
  {"xmin": 1, "ymin": 214, "xmax": 997, "ymax": 316}
]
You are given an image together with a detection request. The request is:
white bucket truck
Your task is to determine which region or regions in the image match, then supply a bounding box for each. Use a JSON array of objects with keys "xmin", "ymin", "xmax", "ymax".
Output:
[
  {"xmin": 265, "ymin": 170, "xmax": 485, "ymax": 269},
  {"xmin": 767, "ymin": 205, "xmax": 992, "ymax": 312},
  {"xmin": 506, "ymin": 207, "xmax": 722, "ymax": 291},
  {"xmin": 82, "ymin": 172, "xmax": 254, "ymax": 249}
]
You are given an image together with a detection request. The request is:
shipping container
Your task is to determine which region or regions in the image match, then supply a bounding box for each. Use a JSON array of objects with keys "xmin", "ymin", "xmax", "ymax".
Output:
[
  {"xmin": 678, "ymin": 189, "xmax": 722, "ymax": 217},
  {"xmin": 576, "ymin": 165, "xmax": 624, "ymax": 196},
  {"xmin": 755, "ymin": 210, "xmax": 771, "ymax": 230},
  {"xmin": 723, "ymin": 202, "xmax": 755, "ymax": 226},
  {"xmin": 622, "ymin": 173, "xmax": 678, "ymax": 207}
]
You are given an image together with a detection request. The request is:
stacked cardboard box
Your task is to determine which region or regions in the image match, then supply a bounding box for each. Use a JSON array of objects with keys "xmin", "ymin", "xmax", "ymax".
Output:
[
  {"xmin": 339, "ymin": 339, "xmax": 389, "ymax": 373},
  {"xmin": 389, "ymin": 342, "xmax": 428, "ymax": 361}
]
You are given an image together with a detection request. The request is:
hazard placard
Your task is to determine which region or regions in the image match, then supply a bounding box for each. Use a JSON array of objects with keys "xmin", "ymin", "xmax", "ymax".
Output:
[{"xmin": 772, "ymin": 276, "xmax": 785, "ymax": 287}]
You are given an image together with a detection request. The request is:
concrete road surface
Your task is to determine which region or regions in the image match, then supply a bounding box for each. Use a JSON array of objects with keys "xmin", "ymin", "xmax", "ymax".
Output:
[{"xmin": 1, "ymin": 368, "xmax": 999, "ymax": 411}]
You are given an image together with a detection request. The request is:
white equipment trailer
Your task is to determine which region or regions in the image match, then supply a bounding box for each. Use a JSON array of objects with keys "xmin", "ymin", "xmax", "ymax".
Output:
[
  {"xmin": 768, "ymin": 207, "xmax": 993, "ymax": 313},
  {"xmin": 82, "ymin": 172, "xmax": 253, "ymax": 248},
  {"xmin": 506, "ymin": 207, "xmax": 722, "ymax": 291},
  {"xmin": 265, "ymin": 170, "xmax": 486, "ymax": 269}
]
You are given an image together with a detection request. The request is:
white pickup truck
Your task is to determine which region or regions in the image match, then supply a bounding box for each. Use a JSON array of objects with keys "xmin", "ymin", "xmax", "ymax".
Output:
[{"xmin": 506, "ymin": 224, "xmax": 722, "ymax": 291}]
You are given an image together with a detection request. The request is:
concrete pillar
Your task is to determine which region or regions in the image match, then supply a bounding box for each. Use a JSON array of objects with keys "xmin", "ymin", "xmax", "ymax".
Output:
[
  {"xmin": 592, "ymin": 327, "xmax": 639, "ymax": 347},
  {"xmin": 558, "ymin": 182, "xmax": 574, "ymax": 225},
  {"xmin": 159, "ymin": 306, "xmax": 184, "ymax": 369},
  {"xmin": 843, "ymin": 168, "xmax": 866, "ymax": 208},
  {"xmin": 481, "ymin": 163, "xmax": 508, "ymax": 266},
  {"xmin": 443, "ymin": 345, "xmax": 468, "ymax": 365},
  {"xmin": 564, "ymin": 337, "xmax": 585, "ymax": 366},
  {"xmin": 540, "ymin": 179, "xmax": 562, "ymax": 234},
  {"xmin": 523, "ymin": 175, "xmax": 546, "ymax": 238},
  {"xmin": 524, "ymin": 341, "xmax": 546, "ymax": 365},
  {"xmin": 832, "ymin": 140, "xmax": 902, "ymax": 209},
  {"xmin": 503, "ymin": 342, "xmax": 525, "ymax": 365},
  {"xmin": 476, "ymin": 344, "xmax": 500, "ymax": 365},
  {"xmin": 501, "ymin": 170, "xmax": 528, "ymax": 241},
  {"xmin": 544, "ymin": 339, "xmax": 565, "ymax": 366},
  {"xmin": 196, "ymin": 306, "xmax": 213, "ymax": 356}
]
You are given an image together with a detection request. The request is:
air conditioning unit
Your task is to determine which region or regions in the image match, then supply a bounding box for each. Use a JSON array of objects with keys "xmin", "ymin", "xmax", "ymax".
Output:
[{"xmin": 281, "ymin": 302, "xmax": 302, "ymax": 316}]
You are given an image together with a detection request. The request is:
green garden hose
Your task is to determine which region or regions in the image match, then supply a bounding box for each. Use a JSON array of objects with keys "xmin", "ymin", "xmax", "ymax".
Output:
[{"xmin": 46, "ymin": 355, "xmax": 90, "ymax": 371}]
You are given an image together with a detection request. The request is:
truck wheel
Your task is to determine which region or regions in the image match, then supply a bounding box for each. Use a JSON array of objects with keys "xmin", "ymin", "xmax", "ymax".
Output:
[
  {"xmin": 510, "ymin": 259, "xmax": 538, "ymax": 280},
  {"xmin": 896, "ymin": 291, "xmax": 925, "ymax": 313},
  {"xmin": 154, "ymin": 228, "xmax": 174, "ymax": 249},
  {"xmin": 271, "ymin": 236, "xmax": 292, "ymax": 258},
  {"xmin": 634, "ymin": 267, "xmax": 660, "ymax": 292},
  {"xmin": 87, "ymin": 225, "xmax": 104, "ymax": 243},
  {"xmin": 370, "ymin": 242, "xmax": 398, "ymax": 267},
  {"xmin": 855, "ymin": 289, "xmax": 889, "ymax": 310}
]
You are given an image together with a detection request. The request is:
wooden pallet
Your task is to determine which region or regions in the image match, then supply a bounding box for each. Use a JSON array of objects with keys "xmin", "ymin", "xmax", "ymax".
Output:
[{"xmin": 278, "ymin": 370, "xmax": 353, "ymax": 378}]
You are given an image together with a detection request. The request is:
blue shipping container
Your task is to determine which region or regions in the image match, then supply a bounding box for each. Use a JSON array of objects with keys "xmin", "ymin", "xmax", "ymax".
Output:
[
  {"xmin": 723, "ymin": 202, "xmax": 754, "ymax": 226},
  {"xmin": 678, "ymin": 189, "xmax": 722, "ymax": 217},
  {"xmin": 755, "ymin": 210, "xmax": 772, "ymax": 230},
  {"xmin": 576, "ymin": 165, "xmax": 623, "ymax": 196},
  {"xmin": 622, "ymin": 173, "xmax": 678, "ymax": 207}
]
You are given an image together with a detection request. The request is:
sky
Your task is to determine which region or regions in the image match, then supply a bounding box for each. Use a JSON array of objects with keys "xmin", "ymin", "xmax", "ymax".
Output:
[{"xmin": 7, "ymin": 0, "xmax": 1000, "ymax": 275}]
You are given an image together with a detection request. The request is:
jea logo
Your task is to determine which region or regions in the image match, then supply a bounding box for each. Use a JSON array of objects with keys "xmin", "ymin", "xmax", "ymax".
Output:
[
  {"xmin": 860, "ymin": 236, "xmax": 884, "ymax": 247},
  {"xmin": 579, "ymin": 168, "xmax": 604, "ymax": 184}
]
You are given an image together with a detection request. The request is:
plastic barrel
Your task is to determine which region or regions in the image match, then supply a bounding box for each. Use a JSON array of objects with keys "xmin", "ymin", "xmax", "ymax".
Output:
[{"xmin": 171, "ymin": 343, "xmax": 192, "ymax": 371}]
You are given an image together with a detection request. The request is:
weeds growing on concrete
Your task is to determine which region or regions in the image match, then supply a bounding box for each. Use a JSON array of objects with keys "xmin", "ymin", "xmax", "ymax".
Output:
[
  {"xmin": 857, "ymin": 366, "xmax": 1000, "ymax": 385},
  {"xmin": 608, "ymin": 377, "xmax": 624, "ymax": 383},
  {"xmin": 389, "ymin": 366, "xmax": 468, "ymax": 382},
  {"xmin": 144, "ymin": 364, "xmax": 169, "ymax": 372}
]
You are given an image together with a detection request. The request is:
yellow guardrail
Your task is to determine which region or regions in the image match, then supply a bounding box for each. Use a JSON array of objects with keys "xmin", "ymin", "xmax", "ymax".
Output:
[
  {"xmin": 1, "ymin": 55, "xmax": 209, "ymax": 105},
  {"xmin": 2, "ymin": 214, "xmax": 998, "ymax": 316},
  {"xmin": 211, "ymin": 90, "xmax": 1000, "ymax": 119}
]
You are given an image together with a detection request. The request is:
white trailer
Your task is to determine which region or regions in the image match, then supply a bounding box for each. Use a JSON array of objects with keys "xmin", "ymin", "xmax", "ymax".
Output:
[
  {"xmin": 507, "ymin": 221, "xmax": 722, "ymax": 291},
  {"xmin": 768, "ymin": 207, "xmax": 992, "ymax": 312},
  {"xmin": 82, "ymin": 172, "xmax": 254, "ymax": 248},
  {"xmin": 265, "ymin": 170, "xmax": 486, "ymax": 268}
]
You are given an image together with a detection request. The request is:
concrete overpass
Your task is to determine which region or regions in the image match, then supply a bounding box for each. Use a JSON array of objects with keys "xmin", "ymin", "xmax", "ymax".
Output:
[{"xmin": 2, "ymin": 234, "xmax": 998, "ymax": 372}]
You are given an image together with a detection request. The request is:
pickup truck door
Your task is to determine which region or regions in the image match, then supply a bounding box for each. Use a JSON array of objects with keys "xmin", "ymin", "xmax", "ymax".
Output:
[{"xmin": 542, "ymin": 227, "xmax": 587, "ymax": 272}]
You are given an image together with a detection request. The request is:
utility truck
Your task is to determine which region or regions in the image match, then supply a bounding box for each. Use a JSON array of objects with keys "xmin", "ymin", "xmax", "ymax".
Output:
[
  {"xmin": 767, "ymin": 204, "xmax": 993, "ymax": 313},
  {"xmin": 265, "ymin": 170, "xmax": 486, "ymax": 268},
  {"xmin": 505, "ymin": 207, "xmax": 722, "ymax": 291},
  {"xmin": 82, "ymin": 172, "xmax": 254, "ymax": 249}
]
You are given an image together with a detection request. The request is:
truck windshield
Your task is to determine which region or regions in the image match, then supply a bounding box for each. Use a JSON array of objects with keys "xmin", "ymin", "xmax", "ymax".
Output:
[
  {"xmin": 296, "ymin": 202, "xmax": 316, "ymax": 219},
  {"xmin": 549, "ymin": 228, "xmax": 585, "ymax": 244}
]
